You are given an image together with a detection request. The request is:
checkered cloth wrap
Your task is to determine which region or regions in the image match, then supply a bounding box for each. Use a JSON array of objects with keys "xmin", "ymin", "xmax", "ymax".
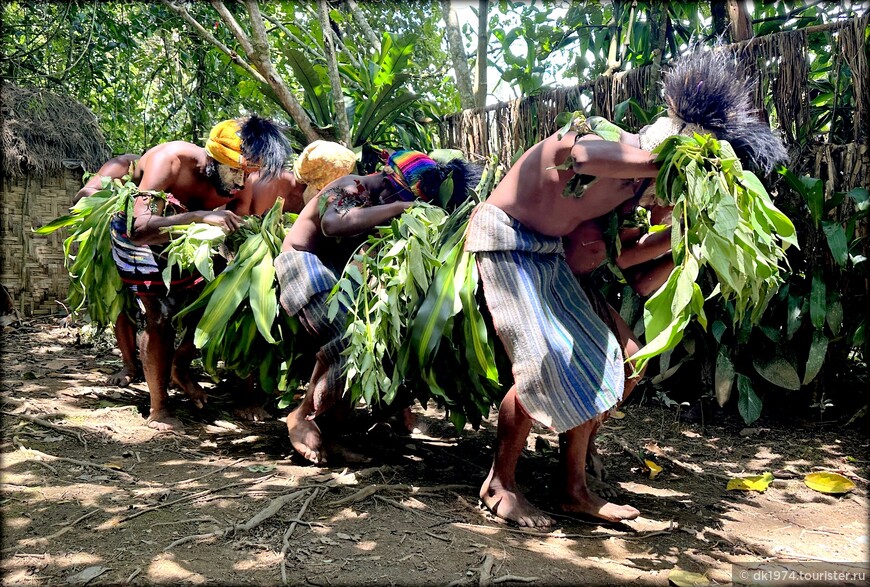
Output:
[
  {"xmin": 274, "ymin": 249, "xmax": 348, "ymax": 415},
  {"xmin": 464, "ymin": 203, "xmax": 624, "ymax": 432}
]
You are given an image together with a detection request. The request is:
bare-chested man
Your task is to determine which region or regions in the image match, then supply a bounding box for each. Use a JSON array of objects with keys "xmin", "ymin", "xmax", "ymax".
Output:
[
  {"xmin": 467, "ymin": 47, "xmax": 788, "ymax": 527},
  {"xmin": 109, "ymin": 115, "xmax": 289, "ymax": 430},
  {"xmin": 274, "ymin": 150, "xmax": 479, "ymax": 463}
]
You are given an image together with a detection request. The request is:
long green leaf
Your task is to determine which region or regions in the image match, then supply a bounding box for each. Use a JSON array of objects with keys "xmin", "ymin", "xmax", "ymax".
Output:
[
  {"xmin": 408, "ymin": 245, "xmax": 462, "ymax": 370},
  {"xmin": 249, "ymin": 254, "xmax": 278, "ymax": 344}
]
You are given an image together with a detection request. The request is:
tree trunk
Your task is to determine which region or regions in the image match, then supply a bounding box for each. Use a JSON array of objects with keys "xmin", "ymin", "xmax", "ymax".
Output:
[
  {"xmin": 647, "ymin": 2, "xmax": 669, "ymax": 107},
  {"xmin": 711, "ymin": 1, "xmax": 729, "ymax": 39},
  {"xmin": 345, "ymin": 0, "xmax": 381, "ymax": 54},
  {"xmin": 474, "ymin": 0, "xmax": 489, "ymax": 108},
  {"xmin": 727, "ymin": 0, "xmax": 753, "ymax": 41},
  {"xmin": 317, "ymin": 0, "xmax": 351, "ymax": 145},
  {"xmin": 440, "ymin": 0, "xmax": 475, "ymax": 110}
]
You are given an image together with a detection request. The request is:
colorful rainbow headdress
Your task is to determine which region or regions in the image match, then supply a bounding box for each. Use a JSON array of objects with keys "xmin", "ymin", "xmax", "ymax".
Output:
[
  {"xmin": 383, "ymin": 150, "xmax": 439, "ymax": 202},
  {"xmin": 639, "ymin": 47, "xmax": 788, "ymax": 174},
  {"xmin": 205, "ymin": 115, "xmax": 290, "ymax": 180},
  {"xmin": 381, "ymin": 149, "xmax": 482, "ymax": 209}
]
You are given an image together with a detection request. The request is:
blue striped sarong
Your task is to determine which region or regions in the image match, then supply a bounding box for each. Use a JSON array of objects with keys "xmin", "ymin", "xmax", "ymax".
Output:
[
  {"xmin": 274, "ymin": 249, "xmax": 348, "ymax": 414},
  {"xmin": 109, "ymin": 213, "xmax": 201, "ymax": 297},
  {"xmin": 465, "ymin": 203, "xmax": 624, "ymax": 433}
]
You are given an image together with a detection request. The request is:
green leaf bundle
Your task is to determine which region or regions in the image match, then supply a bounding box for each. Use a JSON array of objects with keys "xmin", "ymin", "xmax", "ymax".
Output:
[
  {"xmin": 328, "ymin": 198, "xmax": 503, "ymax": 430},
  {"xmin": 631, "ymin": 133, "xmax": 798, "ymax": 370},
  {"xmin": 33, "ymin": 178, "xmax": 138, "ymax": 328},
  {"xmin": 173, "ymin": 199, "xmax": 309, "ymax": 396}
]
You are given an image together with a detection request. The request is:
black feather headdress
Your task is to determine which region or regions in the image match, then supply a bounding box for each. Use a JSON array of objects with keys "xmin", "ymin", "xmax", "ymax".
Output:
[
  {"xmin": 238, "ymin": 115, "xmax": 291, "ymax": 180},
  {"xmin": 660, "ymin": 48, "xmax": 788, "ymax": 174}
]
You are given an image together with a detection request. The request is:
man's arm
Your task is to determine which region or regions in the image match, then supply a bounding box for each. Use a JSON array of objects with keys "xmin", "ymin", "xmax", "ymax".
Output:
[
  {"xmin": 130, "ymin": 151, "xmax": 242, "ymax": 245},
  {"xmin": 320, "ymin": 200, "xmax": 412, "ymax": 238},
  {"xmin": 73, "ymin": 155, "xmax": 139, "ymax": 204}
]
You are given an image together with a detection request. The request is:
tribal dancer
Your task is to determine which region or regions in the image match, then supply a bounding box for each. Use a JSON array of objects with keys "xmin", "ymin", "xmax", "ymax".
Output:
[
  {"xmin": 110, "ymin": 115, "xmax": 290, "ymax": 431},
  {"xmin": 275, "ymin": 150, "xmax": 480, "ymax": 463},
  {"xmin": 466, "ymin": 47, "xmax": 788, "ymax": 527}
]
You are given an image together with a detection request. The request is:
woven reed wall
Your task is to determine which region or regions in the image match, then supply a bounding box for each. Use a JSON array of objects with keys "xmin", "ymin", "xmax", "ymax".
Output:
[{"xmin": 1, "ymin": 170, "xmax": 79, "ymax": 316}]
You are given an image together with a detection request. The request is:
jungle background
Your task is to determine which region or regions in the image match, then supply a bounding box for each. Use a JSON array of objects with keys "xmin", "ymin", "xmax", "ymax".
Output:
[{"xmin": 1, "ymin": 1, "xmax": 868, "ymax": 585}]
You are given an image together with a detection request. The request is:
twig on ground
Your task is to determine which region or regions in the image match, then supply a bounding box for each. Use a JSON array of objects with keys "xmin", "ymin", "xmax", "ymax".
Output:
[
  {"xmin": 164, "ymin": 488, "xmax": 307, "ymax": 551},
  {"xmin": 119, "ymin": 474, "xmax": 276, "ymax": 523},
  {"xmin": 479, "ymin": 554, "xmax": 494, "ymax": 587},
  {"xmin": 492, "ymin": 575, "xmax": 538, "ymax": 584},
  {"xmin": 453, "ymin": 522, "xmax": 604, "ymax": 540},
  {"xmin": 281, "ymin": 488, "xmax": 320, "ymax": 585},
  {"xmin": 373, "ymin": 495, "xmax": 456, "ymax": 521},
  {"xmin": 3, "ymin": 410, "xmax": 87, "ymax": 447},
  {"xmin": 149, "ymin": 517, "xmax": 220, "ymax": 529},
  {"xmin": 425, "ymin": 531, "xmax": 452, "ymax": 542},
  {"xmin": 171, "ymin": 458, "xmax": 245, "ymax": 486},
  {"xmin": 1, "ymin": 509, "xmax": 101, "ymax": 552},
  {"xmin": 329, "ymin": 483, "xmax": 473, "ymax": 507},
  {"xmin": 125, "ymin": 568, "xmax": 141, "ymax": 583},
  {"xmin": 12, "ymin": 439, "xmax": 133, "ymax": 481}
]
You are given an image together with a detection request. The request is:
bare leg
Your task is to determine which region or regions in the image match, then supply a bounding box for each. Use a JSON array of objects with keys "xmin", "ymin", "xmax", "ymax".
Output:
[
  {"xmin": 106, "ymin": 313, "xmax": 140, "ymax": 387},
  {"xmin": 480, "ymin": 386, "xmax": 554, "ymax": 528},
  {"xmin": 140, "ymin": 299, "xmax": 182, "ymax": 431},
  {"xmin": 232, "ymin": 375, "xmax": 270, "ymax": 421},
  {"xmin": 585, "ymin": 307, "xmax": 646, "ymax": 483},
  {"xmin": 560, "ymin": 419, "xmax": 639, "ymax": 522},
  {"xmin": 287, "ymin": 355, "xmax": 328, "ymax": 464},
  {"xmin": 170, "ymin": 327, "xmax": 207, "ymax": 409}
]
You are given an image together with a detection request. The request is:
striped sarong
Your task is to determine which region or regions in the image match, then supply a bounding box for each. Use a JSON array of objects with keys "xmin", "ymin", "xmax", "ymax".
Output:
[
  {"xmin": 274, "ymin": 249, "xmax": 348, "ymax": 414},
  {"xmin": 465, "ymin": 203, "xmax": 624, "ymax": 433},
  {"xmin": 109, "ymin": 213, "xmax": 201, "ymax": 297}
]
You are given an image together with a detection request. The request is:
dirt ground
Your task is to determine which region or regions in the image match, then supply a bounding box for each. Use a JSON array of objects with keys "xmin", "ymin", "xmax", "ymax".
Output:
[{"xmin": 1, "ymin": 318, "xmax": 868, "ymax": 586}]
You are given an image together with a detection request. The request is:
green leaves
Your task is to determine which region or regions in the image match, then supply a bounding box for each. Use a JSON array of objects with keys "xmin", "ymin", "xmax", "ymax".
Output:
[
  {"xmin": 631, "ymin": 134, "xmax": 796, "ymax": 372},
  {"xmin": 33, "ymin": 180, "xmax": 137, "ymax": 329}
]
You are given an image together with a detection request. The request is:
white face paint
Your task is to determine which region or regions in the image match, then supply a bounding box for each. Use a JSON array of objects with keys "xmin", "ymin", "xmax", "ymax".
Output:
[{"xmin": 217, "ymin": 164, "xmax": 246, "ymax": 195}]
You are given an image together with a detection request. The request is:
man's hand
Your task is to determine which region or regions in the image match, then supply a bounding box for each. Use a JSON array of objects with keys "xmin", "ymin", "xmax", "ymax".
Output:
[{"xmin": 201, "ymin": 210, "xmax": 244, "ymax": 233}]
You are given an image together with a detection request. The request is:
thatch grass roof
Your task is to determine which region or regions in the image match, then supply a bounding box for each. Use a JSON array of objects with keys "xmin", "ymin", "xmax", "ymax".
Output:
[{"xmin": 1, "ymin": 82, "xmax": 111, "ymax": 180}]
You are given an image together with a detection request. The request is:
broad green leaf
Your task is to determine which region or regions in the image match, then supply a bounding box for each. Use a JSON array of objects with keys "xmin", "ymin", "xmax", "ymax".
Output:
[
  {"xmin": 821, "ymin": 221, "xmax": 848, "ymax": 266},
  {"xmin": 752, "ymin": 351, "xmax": 801, "ymax": 390},
  {"xmin": 826, "ymin": 299, "xmax": 843, "ymax": 336},
  {"xmin": 809, "ymin": 271, "xmax": 826, "ymax": 329},
  {"xmin": 459, "ymin": 254, "xmax": 499, "ymax": 383},
  {"xmin": 736, "ymin": 374, "xmax": 762, "ymax": 425},
  {"xmin": 249, "ymin": 254, "xmax": 278, "ymax": 344},
  {"xmin": 714, "ymin": 347, "xmax": 735, "ymax": 407},
  {"xmin": 802, "ymin": 331, "xmax": 828, "ymax": 385},
  {"xmin": 786, "ymin": 293, "xmax": 804, "ymax": 339},
  {"xmin": 408, "ymin": 246, "xmax": 462, "ymax": 369}
]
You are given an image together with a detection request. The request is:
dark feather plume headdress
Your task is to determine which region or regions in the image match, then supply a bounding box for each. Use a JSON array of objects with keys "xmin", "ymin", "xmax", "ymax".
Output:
[
  {"xmin": 238, "ymin": 115, "xmax": 291, "ymax": 180},
  {"xmin": 644, "ymin": 47, "xmax": 788, "ymax": 174}
]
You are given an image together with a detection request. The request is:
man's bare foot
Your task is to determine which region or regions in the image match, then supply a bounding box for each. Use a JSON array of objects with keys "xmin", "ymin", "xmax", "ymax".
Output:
[
  {"xmin": 234, "ymin": 403, "xmax": 270, "ymax": 422},
  {"xmin": 561, "ymin": 487, "xmax": 639, "ymax": 522},
  {"xmin": 586, "ymin": 441, "xmax": 607, "ymax": 481},
  {"xmin": 147, "ymin": 408, "xmax": 184, "ymax": 432},
  {"xmin": 287, "ymin": 411, "xmax": 325, "ymax": 464},
  {"xmin": 479, "ymin": 470, "xmax": 554, "ymax": 528},
  {"xmin": 171, "ymin": 370, "xmax": 207, "ymax": 409},
  {"xmin": 587, "ymin": 476, "xmax": 620, "ymax": 500},
  {"xmin": 106, "ymin": 366, "xmax": 140, "ymax": 388}
]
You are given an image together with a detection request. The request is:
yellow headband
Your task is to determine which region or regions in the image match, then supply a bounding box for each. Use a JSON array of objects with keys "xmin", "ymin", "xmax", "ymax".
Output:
[{"xmin": 205, "ymin": 119, "xmax": 248, "ymax": 169}]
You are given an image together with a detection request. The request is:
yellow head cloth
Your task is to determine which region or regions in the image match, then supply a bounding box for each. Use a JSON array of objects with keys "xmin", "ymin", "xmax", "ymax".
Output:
[
  {"xmin": 294, "ymin": 140, "xmax": 357, "ymax": 203},
  {"xmin": 205, "ymin": 119, "xmax": 247, "ymax": 169}
]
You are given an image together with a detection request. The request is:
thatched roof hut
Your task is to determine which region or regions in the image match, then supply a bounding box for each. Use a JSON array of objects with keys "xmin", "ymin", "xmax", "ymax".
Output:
[{"xmin": 1, "ymin": 82, "xmax": 111, "ymax": 316}]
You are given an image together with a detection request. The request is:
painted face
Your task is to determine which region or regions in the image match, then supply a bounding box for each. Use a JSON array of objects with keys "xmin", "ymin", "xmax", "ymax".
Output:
[{"xmin": 216, "ymin": 164, "xmax": 246, "ymax": 196}]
